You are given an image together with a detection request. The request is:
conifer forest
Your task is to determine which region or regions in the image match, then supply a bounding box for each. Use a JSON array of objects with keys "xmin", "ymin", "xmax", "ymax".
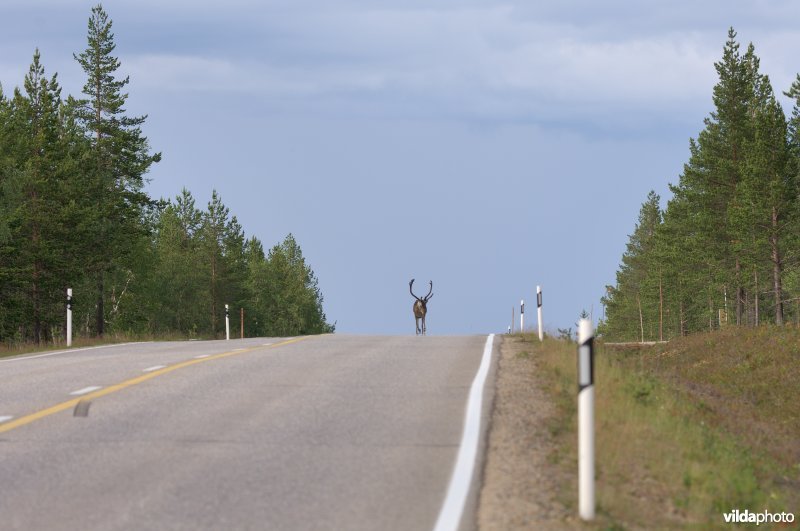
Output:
[
  {"xmin": 602, "ymin": 29, "xmax": 800, "ymax": 341},
  {"xmin": 0, "ymin": 5, "xmax": 333, "ymax": 344}
]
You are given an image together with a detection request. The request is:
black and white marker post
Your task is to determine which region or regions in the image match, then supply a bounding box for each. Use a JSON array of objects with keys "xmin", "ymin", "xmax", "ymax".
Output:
[
  {"xmin": 225, "ymin": 304, "xmax": 230, "ymax": 341},
  {"xmin": 520, "ymin": 299, "xmax": 525, "ymax": 333},
  {"xmin": 66, "ymin": 288, "xmax": 73, "ymax": 347},
  {"xmin": 578, "ymin": 318, "xmax": 595, "ymax": 520},
  {"xmin": 537, "ymin": 285, "xmax": 543, "ymax": 342}
]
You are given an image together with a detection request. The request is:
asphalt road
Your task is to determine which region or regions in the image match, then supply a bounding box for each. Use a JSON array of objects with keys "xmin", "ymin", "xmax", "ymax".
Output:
[{"xmin": 0, "ymin": 334, "xmax": 497, "ymax": 531}]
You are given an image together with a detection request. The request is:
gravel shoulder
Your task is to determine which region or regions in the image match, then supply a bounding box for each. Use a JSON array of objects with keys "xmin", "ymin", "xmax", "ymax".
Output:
[{"xmin": 476, "ymin": 335, "xmax": 577, "ymax": 530}]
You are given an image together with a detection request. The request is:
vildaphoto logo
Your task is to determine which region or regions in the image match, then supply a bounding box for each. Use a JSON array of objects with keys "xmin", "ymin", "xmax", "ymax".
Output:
[{"xmin": 723, "ymin": 509, "xmax": 795, "ymax": 525}]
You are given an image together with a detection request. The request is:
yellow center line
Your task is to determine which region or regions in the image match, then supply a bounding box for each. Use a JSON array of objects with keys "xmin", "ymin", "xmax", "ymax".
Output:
[{"xmin": 0, "ymin": 336, "xmax": 310, "ymax": 435}]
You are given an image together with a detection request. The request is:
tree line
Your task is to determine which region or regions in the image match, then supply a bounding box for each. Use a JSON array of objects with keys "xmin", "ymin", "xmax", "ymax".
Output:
[
  {"xmin": 0, "ymin": 5, "xmax": 333, "ymax": 343},
  {"xmin": 602, "ymin": 29, "xmax": 800, "ymax": 341}
]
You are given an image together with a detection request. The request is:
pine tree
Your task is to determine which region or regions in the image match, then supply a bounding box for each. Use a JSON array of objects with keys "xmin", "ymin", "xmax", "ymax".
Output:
[
  {"xmin": 606, "ymin": 30, "xmax": 800, "ymax": 338},
  {"xmin": 730, "ymin": 62, "xmax": 794, "ymax": 325},
  {"xmin": 603, "ymin": 191, "xmax": 662, "ymax": 341},
  {"xmin": 73, "ymin": 4, "xmax": 160, "ymax": 336},
  {"xmin": 785, "ymin": 74, "xmax": 800, "ymax": 152},
  {"xmin": 263, "ymin": 234, "xmax": 333, "ymax": 336},
  {"xmin": 0, "ymin": 51, "xmax": 77, "ymax": 342},
  {"xmin": 145, "ymin": 190, "xmax": 207, "ymax": 334},
  {"xmin": 199, "ymin": 191, "xmax": 247, "ymax": 337},
  {"xmin": 244, "ymin": 236, "xmax": 268, "ymax": 336},
  {"xmin": 660, "ymin": 30, "xmax": 760, "ymax": 330}
]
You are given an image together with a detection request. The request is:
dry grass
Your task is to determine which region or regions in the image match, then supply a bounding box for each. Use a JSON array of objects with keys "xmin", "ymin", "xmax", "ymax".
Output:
[
  {"xmin": 509, "ymin": 330, "xmax": 798, "ymax": 529},
  {"xmin": 628, "ymin": 326, "xmax": 800, "ymax": 474}
]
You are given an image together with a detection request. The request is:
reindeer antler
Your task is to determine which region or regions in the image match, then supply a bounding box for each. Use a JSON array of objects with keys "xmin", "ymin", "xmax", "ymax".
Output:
[
  {"xmin": 409, "ymin": 279, "xmax": 421, "ymax": 301},
  {"xmin": 424, "ymin": 280, "xmax": 433, "ymax": 301}
]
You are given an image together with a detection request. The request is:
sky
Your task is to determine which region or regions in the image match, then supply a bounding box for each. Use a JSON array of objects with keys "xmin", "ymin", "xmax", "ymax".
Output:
[{"xmin": 2, "ymin": 1, "xmax": 799, "ymax": 335}]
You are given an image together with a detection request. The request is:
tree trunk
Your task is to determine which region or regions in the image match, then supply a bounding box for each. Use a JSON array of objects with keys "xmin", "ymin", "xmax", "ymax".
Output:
[
  {"xmin": 735, "ymin": 259, "xmax": 743, "ymax": 326},
  {"xmin": 637, "ymin": 293, "xmax": 644, "ymax": 343},
  {"xmin": 709, "ymin": 294, "xmax": 714, "ymax": 332},
  {"xmin": 96, "ymin": 272, "xmax": 104, "ymax": 336},
  {"xmin": 771, "ymin": 206, "xmax": 784, "ymax": 325},
  {"xmin": 659, "ymin": 273, "xmax": 663, "ymax": 342},
  {"xmin": 211, "ymin": 254, "xmax": 217, "ymax": 337},
  {"xmin": 32, "ymin": 222, "xmax": 41, "ymax": 343},
  {"xmin": 754, "ymin": 268, "xmax": 759, "ymax": 326},
  {"xmin": 32, "ymin": 262, "xmax": 41, "ymax": 344}
]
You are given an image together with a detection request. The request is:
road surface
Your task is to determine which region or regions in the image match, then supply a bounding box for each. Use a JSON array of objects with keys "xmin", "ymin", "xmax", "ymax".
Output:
[{"xmin": 0, "ymin": 334, "xmax": 497, "ymax": 531}]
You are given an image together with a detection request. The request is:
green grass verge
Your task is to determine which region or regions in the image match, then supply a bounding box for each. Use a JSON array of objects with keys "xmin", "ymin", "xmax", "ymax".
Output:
[{"xmin": 511, "ymin": 330, "xmax": 798, "ymax": 529}]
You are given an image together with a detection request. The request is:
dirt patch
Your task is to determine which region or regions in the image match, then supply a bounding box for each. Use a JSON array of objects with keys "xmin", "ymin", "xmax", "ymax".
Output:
[{"xmin": 476, "ymin": 335, "xmax": 577, "ymax": 530}]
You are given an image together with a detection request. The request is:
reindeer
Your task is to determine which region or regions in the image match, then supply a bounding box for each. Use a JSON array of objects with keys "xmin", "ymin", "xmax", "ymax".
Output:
[{"xmin": 409, "ymin": 279, "xmax": 433, "ymax": 335}]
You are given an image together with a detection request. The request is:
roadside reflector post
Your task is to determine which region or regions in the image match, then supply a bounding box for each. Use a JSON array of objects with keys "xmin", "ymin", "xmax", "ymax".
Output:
[
  {"xmin": 240, "ymin": 307, "xmax": 244, "ymax": 339},
  {"xmin": 66, "ymin": 288, "xmax": 73, "ymax": 347},
  {"xmin": 537, "ymin": 285, "xmax": 543, "ymax": 341},
  {"xmin": 225, "ymin": 304, "xmax": 230, "ymax": 341},
  {"xmin": 578, "ymin": 318, "xmax": 595, "ymax": 520},
  {"xmin": 520, "ymin": 299, "xmax": 525, "ymax": 333}
]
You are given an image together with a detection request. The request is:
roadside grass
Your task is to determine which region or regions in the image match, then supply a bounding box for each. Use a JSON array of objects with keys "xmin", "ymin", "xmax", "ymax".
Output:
[{"xmin": 508, "ymin": 330, "xmax": 798, "ymax": 529}]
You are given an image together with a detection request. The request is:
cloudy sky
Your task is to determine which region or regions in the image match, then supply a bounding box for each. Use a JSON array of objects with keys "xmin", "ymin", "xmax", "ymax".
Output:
[{"xmin": 2, "ymin": 1, "xmax": 799, "ymax": 335}]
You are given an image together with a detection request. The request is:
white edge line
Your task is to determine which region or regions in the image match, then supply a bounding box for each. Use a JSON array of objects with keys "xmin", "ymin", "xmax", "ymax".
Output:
[
  {"xmin": 0, "ymin": 415, "xmax": 13, "ymax": 423},
  {"xmin": 143, "ymin": 365, "xmax": 167, "ymax": 372},
  {"xmin": 69, "ymin": 386, "xmax": 102, "ymax": 396},
  {"xmin": 433, "ymin": 333, "xmax": 495, "ymax": 531},
  {"xmin": 194, "ymin": 354, "xmax": 211, "ymax": 359},
  {"xmin": 0, "ymin": 342, "xmax": 140, "ymax": 363}
]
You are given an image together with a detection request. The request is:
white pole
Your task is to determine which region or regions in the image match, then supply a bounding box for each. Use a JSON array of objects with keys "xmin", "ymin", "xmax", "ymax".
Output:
[
  {"xmin": 537, "ymin": 285, "xmax": 544, "ymax": 342},
  {"xmin": 578, "ymin": 319, "xmax": 595, "ymax": 521},
  {"xmin": 520, "ymin": 299, "xmax": 524, "ymax": 333},
  {"xmin": 66, "ymin": 288, "xmax": 73, "ymax": 347},
  {"xmin": 225, "ymin": 304, "xmax": 230, "ymax": 341}
]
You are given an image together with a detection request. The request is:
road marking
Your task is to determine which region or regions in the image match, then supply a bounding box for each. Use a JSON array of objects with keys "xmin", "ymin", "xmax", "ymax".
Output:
[
  {"xmin": 433, "ymin": 334, "xmax": 495, "ymax": 531},
  {"xmin": 70, "ymin": 386, "xmax": 102, "ymax": 396},
  {"xmin": 193, "ymin": 354, "xmax": 210, "ymax": 359},
  {"xmin": 143, "ymin": 365, "xmax": 167, "ymax": 372},
  {"xmin": 0, "ymin": 342, "xmax": 140, "ymax": 363},
  {"xmin": 261, "ymin": 343, "xmax": 273, "ymax": 346},
  {"xmin": 0, "ymin": 416, "xmax": 13, "ymax": 423},
  {"xmin": 0, "ymin": 336, "xmax": 311, "ymax": 435}
]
